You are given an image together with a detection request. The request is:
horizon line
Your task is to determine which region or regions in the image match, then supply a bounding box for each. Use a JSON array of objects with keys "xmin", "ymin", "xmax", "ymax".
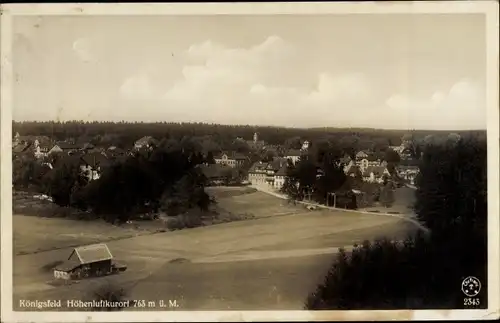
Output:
[{"xmin": 11, "ymin": 120, "xmax": 486, "ymax": 133}]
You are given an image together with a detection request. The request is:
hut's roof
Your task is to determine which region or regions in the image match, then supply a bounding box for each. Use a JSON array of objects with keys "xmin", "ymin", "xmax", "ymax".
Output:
[{"xmin": 69, "ymin": 243, "xmax": 113, "ymax": 265}]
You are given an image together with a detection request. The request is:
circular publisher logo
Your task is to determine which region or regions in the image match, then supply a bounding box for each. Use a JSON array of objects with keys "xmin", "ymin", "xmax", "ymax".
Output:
[{"xmin": 461, "ymin": 276, "xmax": 481, "ymax": 297}]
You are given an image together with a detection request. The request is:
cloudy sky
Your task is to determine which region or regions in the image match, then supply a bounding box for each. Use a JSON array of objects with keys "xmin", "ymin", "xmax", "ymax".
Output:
[{"xmin": 12, "ymin": 14, "xmax": 486, "ymax": 129}]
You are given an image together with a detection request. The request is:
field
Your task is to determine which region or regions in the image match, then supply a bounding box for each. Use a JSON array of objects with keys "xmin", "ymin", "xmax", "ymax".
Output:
[
  {"xmin": 211, "ymin": 187, "xmax": 300, "ymax": 219},
  {"xmin": 12, "ymin": 187, "xmax": 420, "ymax": 310},
  {"xmin": 13, "ymin": 215, "xmax": 160, "ymax": 255},
  {"xmin": 361, "ymin": 186, "xmax": 417, "ymax": 215}
]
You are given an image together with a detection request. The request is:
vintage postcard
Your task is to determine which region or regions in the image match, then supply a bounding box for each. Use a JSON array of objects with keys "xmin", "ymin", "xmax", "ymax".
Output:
[{"xmin": 1, "ymin": 1, "xmax": 499, "ymax": 322}]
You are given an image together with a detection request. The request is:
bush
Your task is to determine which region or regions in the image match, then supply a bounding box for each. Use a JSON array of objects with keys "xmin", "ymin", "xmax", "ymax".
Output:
[
  {"xmin": 306, "ymin": 231, "xmax": 486, "ymax": 309},
  {"xmin": 165, "ymin": 212, "xmax": 204, "ymax": 230},
  {"xmin": 89, "ymin": 282, "xmax": 128, "ymax": 311}
]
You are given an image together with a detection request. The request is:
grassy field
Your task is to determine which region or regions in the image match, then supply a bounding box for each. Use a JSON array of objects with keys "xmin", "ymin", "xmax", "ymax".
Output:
[
  {"xmin": 213, "ymin": 189, "xmax": 300, "ymax": 219},
  {"xmin": 13, "ymin": 215, "xmax": 162, "ymax": 255},
  {"xmin": 205, "ymin": 186, "xmax": 257, "ymax": 199},
  {"xmin": 13, "ymin": 186, "xmax": 420, "ymax": 310}
]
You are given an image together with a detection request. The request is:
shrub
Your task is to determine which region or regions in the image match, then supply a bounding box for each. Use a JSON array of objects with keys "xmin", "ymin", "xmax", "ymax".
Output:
[
  {"xmin": 165, "ymin": 212, "xmax": 203, "ymax": 230},
  {"xmin": 306, "ymin": 231, "xmax": 486, "ymax": 309},
  {"xmin": 89, "ymin": 282, "xmax": 129, "ymax": 311}
]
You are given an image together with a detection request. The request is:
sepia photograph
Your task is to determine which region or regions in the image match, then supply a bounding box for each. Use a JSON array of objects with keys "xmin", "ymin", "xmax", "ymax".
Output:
[{"xmin": 1, "ymin": 2, "xmax": 499, "ymax": 322}]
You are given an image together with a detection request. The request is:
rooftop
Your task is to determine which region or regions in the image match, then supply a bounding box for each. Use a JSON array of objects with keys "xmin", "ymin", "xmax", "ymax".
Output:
[{"xmin": 69, "ymin": 243, "xmax": 113, "ymax": 265}]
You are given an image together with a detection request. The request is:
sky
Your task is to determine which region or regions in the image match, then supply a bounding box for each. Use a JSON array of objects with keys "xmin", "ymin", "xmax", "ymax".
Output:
[{"xmin": 12, "ymin": 14, "xmax": 487, "ymax": 130}]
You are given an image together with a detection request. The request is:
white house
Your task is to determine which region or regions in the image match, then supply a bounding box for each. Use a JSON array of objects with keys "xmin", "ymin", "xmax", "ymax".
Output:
[
  {"xmin": 362, "ymin": 166, "xmax": 392, "ymax": 184},
  {"xmin": 273, "ymin": 164, "xmax": 288, "ymax": 190},
  {"xmin": 396, "ymin": 165, "xmax": 420, "ymax": 185},
  {"xmin": 301, "ymin": 140, "xmax": 310, "ymax": 151},
  {"xmin": 248, "ymin": 161, "xmax": 269, "ymax": 185},
  {"xmin": 214, "ymin": 151, "xmax": 248, "ymax": 168},
  {"xmin": 248, "ymin": 159, "xmax": 287, "ymax": 188}
]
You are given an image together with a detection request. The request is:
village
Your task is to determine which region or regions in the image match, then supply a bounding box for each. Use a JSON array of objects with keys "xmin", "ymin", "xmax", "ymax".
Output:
[{"xmin": 12, "ymin": 131, "xmax": 420, "ymax": 209}]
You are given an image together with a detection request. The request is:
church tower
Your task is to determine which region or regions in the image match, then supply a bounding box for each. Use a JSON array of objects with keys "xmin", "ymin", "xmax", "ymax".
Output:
[{"xmin": 253, "ymin": 132, "xmax": 258, "ymax": 143}]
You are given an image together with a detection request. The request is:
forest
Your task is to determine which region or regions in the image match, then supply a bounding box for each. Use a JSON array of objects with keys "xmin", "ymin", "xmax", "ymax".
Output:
[{"xmin": 12, "ymin": 121, "xmax": 486, "ymax": 153}]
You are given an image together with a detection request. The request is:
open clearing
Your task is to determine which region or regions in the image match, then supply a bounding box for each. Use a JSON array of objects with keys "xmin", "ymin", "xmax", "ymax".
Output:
[
  {"xmin": 13, "ymin": 187, "xmax": 419, "ymax": 310},
  {"xmin": 213, "ymin": 189, "xmax": 300, "ymax": 219},
  {"xmin": 13, "ymin": 215, "xmax": 161, "ymax": 255}
]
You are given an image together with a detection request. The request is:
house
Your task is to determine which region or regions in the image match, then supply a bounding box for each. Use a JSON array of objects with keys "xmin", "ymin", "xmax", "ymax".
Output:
[
  {"xmin": 389, "ymin": 145, "xmax": 405, "ymax": 154},
  {"xmin": 355, "ymin": 150, "xmax": 371, "ymax": 160},
  {"xmin": 33, "ymin": 137, "xmax": 52, "ymax": 158},
  {"xmin": 106, "ymin": 146, "xmax": 127, "ymax": 158},
  {"xmin": 214, "ymin": 151, "xmax": 248, "ymax": 168},
  {"xmin": 246, "ymin": 132, "xmax": 266, "ymax": 150},
  {"xmin": 12, "ymin": 132, "xmax": 34, "ymax": 146},
  {"xmin": 340, "ymin": 155, "xmax": 354, "ymax": 173},
  {"xmin": 53, "ymin": 243, "xmax": 125, "ymax": 280},
  {"xmin": 265, "ymin": 159, "xmax": 287, "ymax": 187},
  {"xmin": 355, "ymin": 151, "xmax": 385, "ymax": 173},
  {"xmin": 396, "ymin": 165, "xmax": 420, "ymax": 185},
  {"xmin": 362, "ymin": 166, "xmax": 392, "ymax": 184},
  {"xmin": 345, "ymin": 164, "xmax": 362, "ymax": 178},
  {"xmin": 80, "ymin": 143, "xmax": 95, "ymax": 151},
  {"xmin": 285, "ymin": 149, "xmax": 303, "ymax": 165},
  {"xmin": 248, "ymin": 159, "xmax": 287, "ymax": 188},
  {"xmin": 12, "ymin": 141, "xmax": 31, "ymax": 155},
  {"xmin": 79, "ymin": 152, "xmax": 110, "ymax": 181},
  {"xmin": 273, "ymin": 163, "xmax": 289, "ymax": 190},
  {"xmin": 134, "ymin": 136, "xmax": 158, "ymax": 150},
  {"xmin": 48, "ymin": 142, "xmax": 81, "ymax": 155},
  {"xmin": 248, "ymin": 161, "xmax": 269, "ymax": 185},
  {"xmin": 263, "ymin": 144, "xmax": 284, "ymax": 157},
  {"xmin": 301, "ymin": 140, "xmax": 310, "ymax": 151},
  {"xmin": 12, "ymin": 134, "xmax": 52, "ymax": 158},
  {"xmin": 199, "ymin": 164, "xmax": 234, "ymax": 185}
]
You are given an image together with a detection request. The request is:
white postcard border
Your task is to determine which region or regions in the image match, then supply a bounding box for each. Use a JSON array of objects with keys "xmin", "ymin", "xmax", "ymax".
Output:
[{"xmin": 1, "ymin": 1, "xmax": 499, "ymax": 322}]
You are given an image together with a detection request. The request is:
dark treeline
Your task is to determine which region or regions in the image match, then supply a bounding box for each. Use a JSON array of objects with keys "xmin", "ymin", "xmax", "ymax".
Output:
[
  {"xmin": 306, "ymin": 136, "xmax": 487, "ymax": 309},
  {"xmin": 12, "ymin": 121, "xmax": 486, "ymax": 150}
]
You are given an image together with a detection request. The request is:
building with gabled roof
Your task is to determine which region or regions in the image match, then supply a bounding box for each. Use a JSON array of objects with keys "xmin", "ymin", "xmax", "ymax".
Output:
[
  {"xmin": 79, "ymin": 152, "xmax": 110, "ymax": 181},
  {"xmin": 248, "ymin": 161, "xmax": 269, "ymax": 185},
  {"xmin": 345, "ymin": 164, "xmax": 362, "ymax": 178},
  {"xmin": 134, "ymin": 136, "xmax": 158, "ymax": 150},
  {"xmin": 362, "ymin": 166, "xmax": 391, "ymax": 184},
  {"xmin": 248, "ymin": 158, "xmax": 288, "ymax": 189},
  {"xmin": 70, "ymin": 243, "xmax": 113, "ymax": 264},
  {"xmin": 199, "ymin": 163, "xmax": 234, "ymax": 185},
  {"xmin": 214, "ymin": 151, "xmax": 248, "ymax": 168},
  {"xmin": 285, "ymin": 149, "xmax": 304, "ymax": 165},
  {"xmin": 273, "ymin": 163, "xmax": 289, "ymax": 190},
  {"xmin": 396, "ymin": 165, "xmax": 420, "ymax": 185},
  {"xmin": 48, "ymin": 141, "xmax": 81, "ymax": 155},
  {"xmin": 53, "ymin": 243, "xmax": 125, "ymax": 280},
  {"xmin": 354, "ymin": 150, "xmax": 385, "ymax": 173},
  {"xmin": 246, "ymin": 132, "xmax": 266, "ymax": 150}
]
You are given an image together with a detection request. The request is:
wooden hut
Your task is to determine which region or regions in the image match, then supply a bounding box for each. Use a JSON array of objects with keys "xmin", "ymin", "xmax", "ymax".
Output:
[{"xmin": 53, "ymin": 243, "xmax": 125, "ymax": 280}]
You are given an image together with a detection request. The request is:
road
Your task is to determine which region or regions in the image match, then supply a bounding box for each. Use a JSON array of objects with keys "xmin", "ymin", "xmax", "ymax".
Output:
[{"xmin": 13, "ymin": 209, "xmax": 419, "ymax": 311}]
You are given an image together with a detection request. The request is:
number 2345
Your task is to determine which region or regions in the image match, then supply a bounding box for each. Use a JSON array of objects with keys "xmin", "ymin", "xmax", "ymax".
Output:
[{"xmin": 464, "ymin": 298, "xmax": 480, "ymax": 306}]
